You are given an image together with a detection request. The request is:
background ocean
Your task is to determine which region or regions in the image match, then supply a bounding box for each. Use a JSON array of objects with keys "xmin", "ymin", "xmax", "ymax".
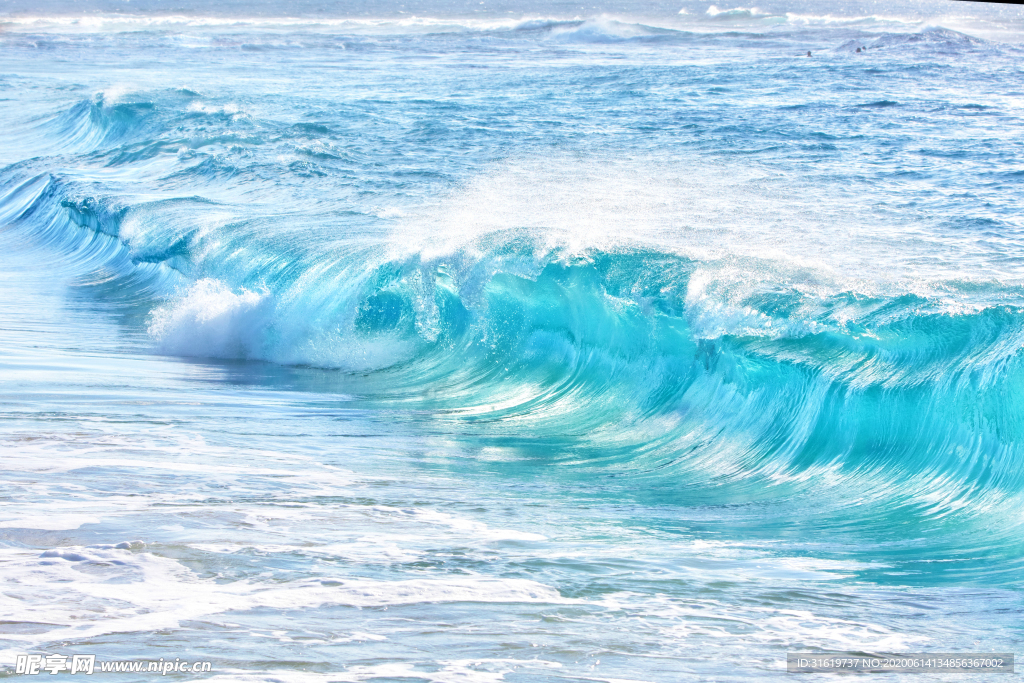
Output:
[{"xmin": 1, "ymin": 0, "xmax": 1023, "ymax": 679}]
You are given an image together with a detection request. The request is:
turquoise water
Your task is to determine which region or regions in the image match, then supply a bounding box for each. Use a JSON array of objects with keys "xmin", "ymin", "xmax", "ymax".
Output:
[{"xmin": 1, "ymin": 0, "xmax": 1024, "ymax": 680}]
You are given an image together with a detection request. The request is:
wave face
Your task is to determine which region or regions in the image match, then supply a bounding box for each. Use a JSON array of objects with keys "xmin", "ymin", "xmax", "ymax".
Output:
[{"xmin": 1, "ymin": 0, "xmax": 1024, "ymax": 679}]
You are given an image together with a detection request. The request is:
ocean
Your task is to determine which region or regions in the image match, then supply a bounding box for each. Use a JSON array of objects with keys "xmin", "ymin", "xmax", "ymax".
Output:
[{"xmin": 1, "ymin": 0, "xmax": 1023, "ymax": 679}]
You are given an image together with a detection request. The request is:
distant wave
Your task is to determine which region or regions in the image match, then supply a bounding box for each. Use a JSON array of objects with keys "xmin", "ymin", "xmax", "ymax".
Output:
[
  {"xmin": 0, "ymin": 10, "xmax": 994, "ymax": 41},
  {"xmin": 529, "ymin": 17, "xmax": 694, "ymax": 43},
  {"xmin": 0, "ymin": 13, "xmax": 527, "ymax": 31}
]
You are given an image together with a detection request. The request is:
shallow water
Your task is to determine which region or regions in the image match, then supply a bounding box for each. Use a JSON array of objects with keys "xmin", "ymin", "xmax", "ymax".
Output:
[{"xmin": 1, "ymin": 0, "xmax": 1023, "ymax": 680}]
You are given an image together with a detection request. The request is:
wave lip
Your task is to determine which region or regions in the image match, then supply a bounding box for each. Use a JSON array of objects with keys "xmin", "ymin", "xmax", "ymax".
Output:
[
  {"xmin": 0, "ymin": 172, "xmax": 185, "ymax": 300},
  {"xmin": 28, "ymin": 92, "xmax": 168, "ymax": 157}
]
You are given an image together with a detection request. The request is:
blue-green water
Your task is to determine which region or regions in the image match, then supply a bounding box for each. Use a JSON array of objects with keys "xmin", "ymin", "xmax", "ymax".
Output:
[{"xmin": 1, "ymin": 0, "xmax": 1023, "ymax": 680}]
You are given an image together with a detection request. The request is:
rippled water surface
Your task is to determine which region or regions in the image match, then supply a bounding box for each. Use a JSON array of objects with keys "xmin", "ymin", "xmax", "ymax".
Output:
[{"xmin": 1, "ymin": 0, "xmax": 1024, "ymax": 680}]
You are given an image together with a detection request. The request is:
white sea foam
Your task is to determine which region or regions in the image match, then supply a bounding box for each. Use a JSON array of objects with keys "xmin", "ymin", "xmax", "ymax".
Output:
[
  {"xmin": 149, "ymin": 278, "xmax": 272, "ymax": 358},
  {"xmin": 705, "ymin": 5, "xmax": 769, "ymax": 19},
  {"xmin": 186, "ymin": 101, "xmax": 244, "ymax": 117},
  {"xmin": 146, "ymin": 274, "xmax": 421, "ymax": 370},
  {"xmin": 391, "ymin": 154, "xmax": 1017, "ymax": 297},
  {"xmin": 0, "ymin": 543, "xmax": 571, "ymax": 658},
  {"xmin": 203, "ymin": 658, "xmax": 565, "ymax": 683}
]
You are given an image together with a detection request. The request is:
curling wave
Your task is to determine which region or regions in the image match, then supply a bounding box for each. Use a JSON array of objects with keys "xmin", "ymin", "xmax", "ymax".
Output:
[{"xmin": 5, "ymin": 165, "xmax": 1024, "ymax": 548}]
